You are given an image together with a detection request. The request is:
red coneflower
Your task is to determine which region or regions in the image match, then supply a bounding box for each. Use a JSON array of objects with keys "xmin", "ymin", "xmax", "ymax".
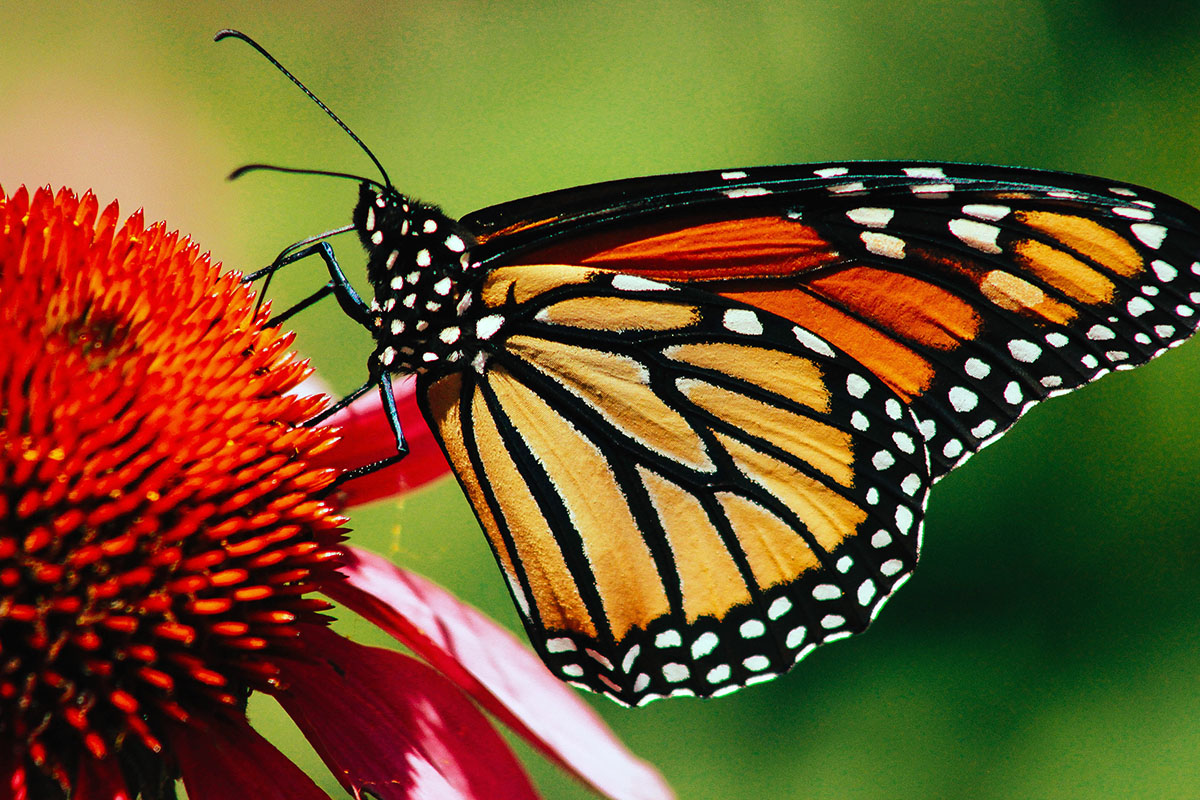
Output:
[{"xmin": 0, "ymin": 186, "xmax": 670, "ymax": 800}]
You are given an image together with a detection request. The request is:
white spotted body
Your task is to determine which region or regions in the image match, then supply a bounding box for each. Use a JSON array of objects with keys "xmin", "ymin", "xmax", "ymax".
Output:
[{"xmin": 354, "ymin": 183, "xmax": 479, "ymax": 375}]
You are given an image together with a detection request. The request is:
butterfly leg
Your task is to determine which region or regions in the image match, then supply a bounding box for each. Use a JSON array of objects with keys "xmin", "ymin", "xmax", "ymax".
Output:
[
  {"xmin": 309, "ymin": 370, "xmax": 410, "ymax": 489},
  {"xmin": 250, "ymin": 242, "xmax": 408, "ymax": 485},
  {"xmin": 248, "ymin": 241, "xmax": 371, "ymax": 325}
]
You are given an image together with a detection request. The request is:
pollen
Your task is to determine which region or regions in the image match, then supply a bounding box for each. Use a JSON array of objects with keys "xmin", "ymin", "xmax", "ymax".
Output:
[{"xmin": 0, "ymin": 187, "xmax": 346, "ymax": 791}]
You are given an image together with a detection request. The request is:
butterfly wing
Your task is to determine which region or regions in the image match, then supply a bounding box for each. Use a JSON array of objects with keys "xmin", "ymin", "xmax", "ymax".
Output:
[
  {"xmin": 423, "ymin": 162, "xmax": 1200, "ymax": 703},
  {"xmin": 417, "ymin": 265, "xmax": 930, "ymax": 704},
  {"xmin": 464, "ymin": 162, "xmax": 1200, "ymax": 478}
]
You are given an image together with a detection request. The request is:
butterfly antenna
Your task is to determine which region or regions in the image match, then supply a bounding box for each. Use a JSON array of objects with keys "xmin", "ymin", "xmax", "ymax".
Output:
[
  {"xmin": 215, "ymin": 29, "xmax": 392, "ymax": 189},
  {"xmin": 228, "ymin": 163, "xmax": 386, "ymax": 192}
]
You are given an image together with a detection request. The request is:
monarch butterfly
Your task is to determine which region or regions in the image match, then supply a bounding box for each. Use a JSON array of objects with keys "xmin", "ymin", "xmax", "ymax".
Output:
[{"xmin": 221, "ymin": 31, "xmax": 1200, "ymax": 706}]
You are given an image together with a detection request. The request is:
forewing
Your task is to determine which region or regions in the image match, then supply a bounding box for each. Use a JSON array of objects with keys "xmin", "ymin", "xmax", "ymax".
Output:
[{"xmin": 464, "ymin": 162, "xmax": 1200, "ymax": 478}]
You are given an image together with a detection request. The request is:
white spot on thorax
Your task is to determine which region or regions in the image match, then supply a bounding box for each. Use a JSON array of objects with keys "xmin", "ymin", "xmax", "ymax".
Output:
[
  {"xmin": 445, "ymin": 234, "xmax": 466, "ymax": 252},
  {"xmin": 422, "ymin": 219, "xmax": 438, "ymax": 233},
  {"xmin": 433, "ymin": 277, "xmax": 453, "ymax": 295}
]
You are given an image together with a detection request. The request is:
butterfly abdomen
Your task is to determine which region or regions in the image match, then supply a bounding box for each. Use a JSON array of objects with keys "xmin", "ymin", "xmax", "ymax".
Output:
[{"xmin": 354, "ymin": 182, "xmax": 480, "ymax": 375}]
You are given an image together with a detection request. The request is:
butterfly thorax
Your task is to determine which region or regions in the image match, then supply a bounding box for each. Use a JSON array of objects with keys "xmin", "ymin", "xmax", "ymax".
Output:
[{"xmin": 354, "ymin": 183, "xmax": 479, "ymax": 376}]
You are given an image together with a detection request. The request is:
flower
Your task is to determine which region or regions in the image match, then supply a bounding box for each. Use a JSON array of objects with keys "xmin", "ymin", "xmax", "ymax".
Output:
[{"xmin": 0, "ymin": 186, "xmax": 670, "ymax": 800}]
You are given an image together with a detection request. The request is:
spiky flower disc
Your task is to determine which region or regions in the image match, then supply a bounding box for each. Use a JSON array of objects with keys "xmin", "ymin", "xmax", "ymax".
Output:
[{"xmin": 0, "ymin": 186, "xmax": 345, "ymax": 794}]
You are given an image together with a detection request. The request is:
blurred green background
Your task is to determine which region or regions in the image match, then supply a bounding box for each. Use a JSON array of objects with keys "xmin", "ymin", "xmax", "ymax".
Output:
[{"xmin": 3, "ymin": 2, "xmax": 1199, "ymax": 797}]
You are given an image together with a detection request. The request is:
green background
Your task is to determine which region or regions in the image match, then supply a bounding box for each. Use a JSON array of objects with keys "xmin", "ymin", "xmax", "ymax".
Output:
[{"xmin": 3, "ymin": 2, "xmax": 1198, "ymax": 797}]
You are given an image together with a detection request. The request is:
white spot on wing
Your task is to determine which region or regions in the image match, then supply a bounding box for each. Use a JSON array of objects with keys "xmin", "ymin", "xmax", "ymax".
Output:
[
  {"xmin": 948, "ymin": 386, "xmax": 978, "ymax": 412},
  {"xmin": 846, "ymin": 207, "xmax": 895, "ymax": 228},
  {"xmin": 910, "ymin": 184, "xmax": 954, "ymax": 194},
  {"xmin": 962, "ymin": 204, "xmax": 1011, "ymax": 221},
  {"xmin": 860, "ymin": 231, "xmax": 906, "ymax": 259},
  {"xmin": 723, "ymin": 186, "xmax": 771, "ymax": 198},
  {"xmin": 691, "ymin": 632, "xmax": 719, "ymax": 658},
  {"xmin": 814, "ymin": 167, "xmax": 849, "ymax": 177},
  {"xmin": 720, "ymin": 170, "xmax": 747, "ymax": 179},
  {"xmin": 1113, "ymin": 206, "xmax": 1154, "ymax": 221},
  {"xmin": 1127, "ymin": 296, "xmax": 1154, "ymax": 317},
  {"xmin": 1131, "ymin": 223, "xmax": 1167, "ymax": 249},
  {"xmin": 1007, "ymin": 339, "xmax": 1042, "ymax": 363},
  {"xmin": 794, "ymin": 326, "xmax": 834, "ymax": 356},
  {"xmin": 949, "ymin": 219, "xmax": 1002, "ymax": 253},
  {"xmin": 903, "ymin": 166, "xmax": 947, "ymax": 178},
  {"xmin": 723, "ymin": 308, "xmax": 763, "ymax": 335},
  {"xmin": 1151, "ymin": 260, "xmax": 1177, "ymax": 282},
  {"xmin": 612, "ymin": 274, "xmax": 668, "ymax": 292}
]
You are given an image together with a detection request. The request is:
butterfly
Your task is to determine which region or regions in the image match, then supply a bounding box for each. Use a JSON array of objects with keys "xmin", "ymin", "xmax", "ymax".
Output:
[{"xmin": 222, "ymin": 31, "xmax": 1200, "ymax": 706}]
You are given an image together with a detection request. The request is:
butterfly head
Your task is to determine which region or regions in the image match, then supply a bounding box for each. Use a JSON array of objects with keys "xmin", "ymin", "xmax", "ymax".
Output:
[{"xmin": 354, "ymin": 182, "xmax": 479, "ymax": 376}]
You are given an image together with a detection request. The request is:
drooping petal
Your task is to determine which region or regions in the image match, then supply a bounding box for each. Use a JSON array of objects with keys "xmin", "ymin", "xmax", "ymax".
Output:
[
  {"xmin": 275, "ymin": 624, "xmax": 538, "ymax": 800},
  {"xmin": 325, "ymin": 547, "xmax": 674, "ymax": 800},
  {"xmin": 312, "ymin": 375, "xmax": 451, "ymax": 506},
  {"xmin": 168, "ymin": 712, "xmax": 332, "ymax": 800}
]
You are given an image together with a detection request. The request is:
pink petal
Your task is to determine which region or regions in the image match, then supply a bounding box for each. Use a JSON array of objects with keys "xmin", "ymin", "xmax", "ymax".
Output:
[
  {"xmin": 312, "ymin": 375, "xmax": 451, "ymax": 506},
  {"xmin": 72, "ymin": 756, "xmax": 129, "ymax": 800},
  {"xmin": 168, "ymin": 712, "xmax": 332, "ymax": 800},
  {"xmin": 275, "ymin": 624, "xmax": 539, "ymax": 800},
  {"xmin": 324, "ymin": 547, "xmax": 674, "ymax": 800}
]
